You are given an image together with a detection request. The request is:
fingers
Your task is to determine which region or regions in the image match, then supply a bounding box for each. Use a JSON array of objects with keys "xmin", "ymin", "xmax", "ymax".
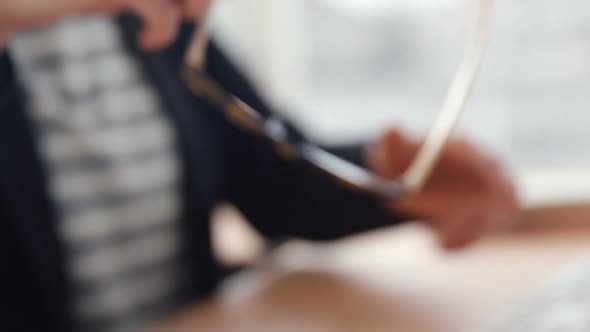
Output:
[
  {"xmin": 385, "ymin": 134, "xmax": 518, "ymax": 249},
  {"xmin": 482, "ymin": 159, "xmax": 519, "ymax": 230},
  {"xmin": 459, "ymin": 146, "xmax": 519, "ymax": 228},
  {"xmin": 443, "ymin": 139, "xmax": 518, "ymax": 218},
  {"xmin": 441, "ymin": 139, "xmax": 489, "ymax": 188},
  {"xmin": 374, "ymin": 127, "xmax": 518, "ymax": 248},
  {"xmin": 368, "ymin": 127, "xmax": 415, "ymax": 179},
  {"xmin": 430, "ymin": 151, "xmax": 517, "ymax": 248}
]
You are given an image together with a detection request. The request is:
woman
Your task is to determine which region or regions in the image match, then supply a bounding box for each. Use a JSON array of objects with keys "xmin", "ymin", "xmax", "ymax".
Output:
[{"xmin": 0, "ymin": 1, "xmax": 517, "ymax": 331}]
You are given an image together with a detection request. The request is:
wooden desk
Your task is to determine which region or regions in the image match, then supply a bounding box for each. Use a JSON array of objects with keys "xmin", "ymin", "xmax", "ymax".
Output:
[{"xmin": 155, "ymin": 208, "xmax": 590, "ymax": 332}]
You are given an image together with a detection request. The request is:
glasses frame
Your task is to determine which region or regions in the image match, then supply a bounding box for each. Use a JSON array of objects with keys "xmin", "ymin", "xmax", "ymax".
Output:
[{"xmin": 183, "ymin": 0, "xmax": 495, "ymax": 200}]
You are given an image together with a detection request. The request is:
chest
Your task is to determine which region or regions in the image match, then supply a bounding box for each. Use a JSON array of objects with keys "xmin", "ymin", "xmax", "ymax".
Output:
[{"xmin": 1, "ymin": 17, "xmax": 229, "ymax": 330}]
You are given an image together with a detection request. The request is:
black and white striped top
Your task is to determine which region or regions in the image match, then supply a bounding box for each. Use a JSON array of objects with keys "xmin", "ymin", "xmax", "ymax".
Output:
[{"xmin": 10, "ymin": 16, "xmax": 189, "ymax": 332}]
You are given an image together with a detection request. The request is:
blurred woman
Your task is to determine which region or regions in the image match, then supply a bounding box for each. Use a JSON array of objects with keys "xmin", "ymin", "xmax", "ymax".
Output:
[{"xmin": 0, "ymin": 1, "xmax": 516, "ymax": 331}]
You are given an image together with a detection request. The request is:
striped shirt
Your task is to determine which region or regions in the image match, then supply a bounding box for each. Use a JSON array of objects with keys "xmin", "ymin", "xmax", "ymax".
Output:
[{"xmin": 10, "ymin": 16, "xmax": 189, "ymax": 331}]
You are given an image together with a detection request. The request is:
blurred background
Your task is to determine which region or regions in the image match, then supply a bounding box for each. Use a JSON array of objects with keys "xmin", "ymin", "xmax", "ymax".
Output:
[{"xmin": 209, "ymin": 0, "xmax": 590, "ymax": 206}]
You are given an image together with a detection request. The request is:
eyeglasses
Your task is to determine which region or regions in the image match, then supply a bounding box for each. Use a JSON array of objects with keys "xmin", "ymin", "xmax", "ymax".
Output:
[{"xmin": 183, "ymin": 0, "xmax": 495, "ymax": 200}]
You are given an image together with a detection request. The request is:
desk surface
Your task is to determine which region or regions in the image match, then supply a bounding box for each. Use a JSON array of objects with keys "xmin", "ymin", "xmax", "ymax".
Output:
[{"xmin": 155, "ymin": 206, "xmax": 590, "ymax": 332}]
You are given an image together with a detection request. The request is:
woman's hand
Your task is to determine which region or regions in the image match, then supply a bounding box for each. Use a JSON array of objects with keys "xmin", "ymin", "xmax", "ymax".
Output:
[
  {"xmin": 0, "ymin": 0, "xmax": 211, "ymax": 50},
  {"xmin": 367, "ymin": 128, "xmax": 518, "ymax": 250}
]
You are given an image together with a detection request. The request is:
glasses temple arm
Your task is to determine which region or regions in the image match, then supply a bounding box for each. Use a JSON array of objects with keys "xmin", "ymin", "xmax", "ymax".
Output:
[
  {"xmin": 185, "ymin": 2, "xmax": 215, "ymax": 70},
  {"xmin": 400, "ymin": 0, "xmax": 495, "ymax": 195}
]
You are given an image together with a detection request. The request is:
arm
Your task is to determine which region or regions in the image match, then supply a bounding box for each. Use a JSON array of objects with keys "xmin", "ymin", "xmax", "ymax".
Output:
[
  {"xmin": 206, "ymin": 43, "xmax": 408, "ymax": 241},
  {"xmin": 204, "ymin": 42, "xmax": 518, "ymax": 248},
  {"xmin": 226, "ymin": 136, "xmax": 405, "ymax": 241}
]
